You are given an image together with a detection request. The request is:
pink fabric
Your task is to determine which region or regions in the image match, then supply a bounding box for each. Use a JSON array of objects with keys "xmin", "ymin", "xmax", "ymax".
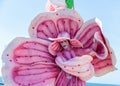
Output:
[
  {"xmin": 55, "ymin": 49, "xmax": 94, "ymax": 81},
  {"xmin": 55, "ymin": 71, "xmax": 86, "ymax": 86},
  {"xmin": 48, "ymin": 41, "xmax": 62, "ymax": 56},
  {"xmin": 46, "ymin": 0, "xmax": 66, "ymax": 12},
  {"xmin": 74, "ymin": 18, "xmax": 116, "ymax": 76},
  {"xmin": 2, "ymin": 9, "xmax": 116, "ymax": 86},
  {"xmin": 2, "ymin": 38, "xmax": 61, "ymax": 86}
]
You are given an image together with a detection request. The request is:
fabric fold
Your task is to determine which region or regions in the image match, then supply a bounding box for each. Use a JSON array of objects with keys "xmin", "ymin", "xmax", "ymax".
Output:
[{"xmin": 55, "ymin": 55, "xmax": 94, "ymax": 81}]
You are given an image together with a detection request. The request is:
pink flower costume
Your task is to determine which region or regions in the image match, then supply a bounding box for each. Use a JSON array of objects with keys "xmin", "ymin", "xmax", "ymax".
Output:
[
  {"xmin": 48, "ymin": 32, "xmax": 94, "ymax": 84},
  {"xmin": 2, "ymin": 1, "xmax": 116, "ymax": 86}
]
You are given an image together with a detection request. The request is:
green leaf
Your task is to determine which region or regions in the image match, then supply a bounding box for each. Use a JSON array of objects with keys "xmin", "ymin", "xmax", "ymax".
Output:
[{"xmin": 65, "ymin": 0, "xmax": 74, "ymax": 9}]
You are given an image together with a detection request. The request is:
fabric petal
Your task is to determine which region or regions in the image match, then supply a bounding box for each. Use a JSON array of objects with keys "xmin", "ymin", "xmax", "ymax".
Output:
[
  {"xmin": 70, "ymin": 39, "xmax": 83, "ymax": 48},
  {"xmin": 55, "ymin": 71, "xmax": 86, "ymax": 86},
  {"xmin": 74, "ymin": 18, "xmax": 116, "ymax": 76},
  {"xmin": 74, "ymin": 18, "xmax": 102, "ymax": 48},
  {"xmin": 55, "ymin": 55, "xmax": 94, "ymax": 81},
  {"xmin": 29, "ymin": 9, "xmax": 83, "ymax": 40},
  {"xmin": 2, "ymin": 37, "xmax": 60, "ymax": 86},
  {"xmin": 92, "ymin": 39, "xmax": 117, "ymax": 76},
  {"xmin": 48, "ymin": 41, "xmax": 62, "ymax": 56},
  {"xmin": 92, "ymin": 31, "xmax": 108, "ymax": 59}
]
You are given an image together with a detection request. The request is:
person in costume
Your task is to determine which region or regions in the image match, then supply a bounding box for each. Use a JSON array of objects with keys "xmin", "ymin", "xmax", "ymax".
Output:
[
  {"xmin": 2, "ymin": 0, "xmax": 116, "ymax": 86},
  {"xmin": 48, "ymin": 32, "xmax": 95, "ymax": 84}
]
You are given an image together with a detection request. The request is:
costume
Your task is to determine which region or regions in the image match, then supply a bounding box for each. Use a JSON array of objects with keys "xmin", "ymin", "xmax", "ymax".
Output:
[{"xmin": 2, "ymin": 0, "xmax": 116, "ymax": 86}]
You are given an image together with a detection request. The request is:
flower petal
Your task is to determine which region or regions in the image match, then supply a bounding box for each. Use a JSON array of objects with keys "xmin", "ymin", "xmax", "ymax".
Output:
[
  {"xmin": 2, "ymin": 37, "xmax": 60, "ymax": 86},
  {"xmin": 29, "ymin": 9, "xmax": 83, "ymax": 40},
  {"xmin": 55, "ymin": 71, "xmax": 86, "ymax": 86},
  {"xmin": 92, "ymin": 31, "xmax": 108, "ymax": 59},
  {"xmin": 55, "ymin": 55, "xmax": 94, "ymax": 81},
  {"xmin": 74, "ymin": 18, "xmax": 116, "ymax": 76},
  {"xmin": 75, "ymin": 18, "xmax": 102, "ymax": 48}
]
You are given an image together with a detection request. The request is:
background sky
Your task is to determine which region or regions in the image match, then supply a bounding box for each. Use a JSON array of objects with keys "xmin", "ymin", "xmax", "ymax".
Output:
[{"xmin": 0, "ymin": 0, "xmax": 120, "ymax": 85}]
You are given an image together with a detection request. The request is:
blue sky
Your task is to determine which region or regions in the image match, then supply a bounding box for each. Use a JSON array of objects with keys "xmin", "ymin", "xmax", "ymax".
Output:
[{"xmin": 0, "ymin": 0, "xmax": 120, "ymax": 85}]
